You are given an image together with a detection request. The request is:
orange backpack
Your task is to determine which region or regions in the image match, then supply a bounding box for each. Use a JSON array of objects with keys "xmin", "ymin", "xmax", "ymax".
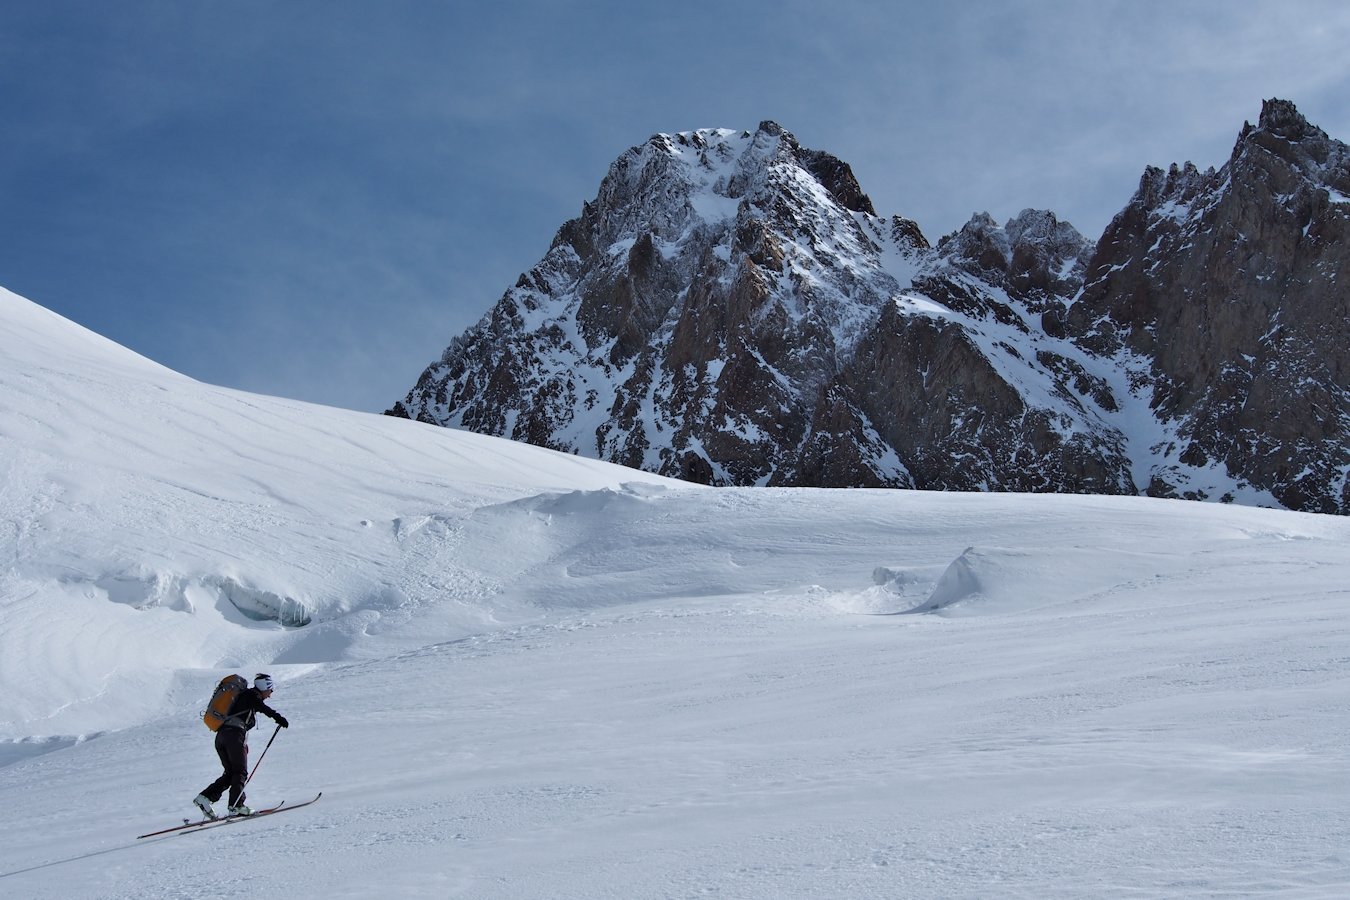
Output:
[{"xmin": 202, "ymin": 674, "xmax": 249, "ymax": 731}]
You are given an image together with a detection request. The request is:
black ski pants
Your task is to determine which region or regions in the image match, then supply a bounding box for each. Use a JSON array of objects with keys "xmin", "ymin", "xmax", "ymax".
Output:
[{"xmin": 202, "ymin": 726, "xmax": 249, "ymax": 808}]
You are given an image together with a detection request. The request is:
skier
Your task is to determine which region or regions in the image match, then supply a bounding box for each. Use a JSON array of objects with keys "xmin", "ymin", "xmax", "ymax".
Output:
[{"xmin": 193, "ymin": 674, "xmax": 289, "ymax": 818}]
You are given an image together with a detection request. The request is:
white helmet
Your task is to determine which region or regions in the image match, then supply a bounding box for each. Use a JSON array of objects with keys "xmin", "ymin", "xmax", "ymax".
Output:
[{"xmin": 254, "ymin": 674, "xmax": 275, "ymax": 692}]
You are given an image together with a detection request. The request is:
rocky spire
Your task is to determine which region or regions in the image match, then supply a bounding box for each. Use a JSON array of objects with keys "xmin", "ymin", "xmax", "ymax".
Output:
[
  {"xmin": 1068, "ymin": 98, "xmax": 1350, "ymax": 513},
  {"xmin": 1252, "ymin": 97, "xmax": 1328, "ymax": 143}
]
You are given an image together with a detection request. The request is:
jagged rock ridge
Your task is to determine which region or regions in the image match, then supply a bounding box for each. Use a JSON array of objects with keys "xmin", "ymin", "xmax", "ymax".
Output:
[
  {"xmin": 391, "ymin": 100, "xmax": 1349, "ymax": 514},
  {"xmin": 1067, "ymin": 99, "xmax": 1349, "ymax": 513}
]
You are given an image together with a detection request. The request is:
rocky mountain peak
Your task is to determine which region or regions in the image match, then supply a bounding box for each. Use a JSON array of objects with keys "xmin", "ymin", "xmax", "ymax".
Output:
[
  {"xmin": 393, "ymin": 101, "xmax": 1349, "ymax": 514},
  {"xmin": 936, "ymin": 212, "xmax": 1008, "ymax": 274},
  {"xmin": 1005, "ymin": 208, "xmax": 1077, "ymax": 246},
  {"xmin": 934, "ymin": 209, "xmax": 1092, "ymax": 305},
  {"xmin": 1134, "ymin": 161, "xmax": 1215, "ymax": 213},
  {"xmin": 1230, "ymin": 98, "xmax": 1347, "ymax": 200},
  {"xmin": 1066, "ymin": 98, "xmax": 1350, "ymax": 513},
  {"xmin": 1253, "ymin": 97, "xmax": 1328, "ymax": 143},
  {"xmin": 888, "ymin": 215, "xmax": 930, "ymax": 253}
]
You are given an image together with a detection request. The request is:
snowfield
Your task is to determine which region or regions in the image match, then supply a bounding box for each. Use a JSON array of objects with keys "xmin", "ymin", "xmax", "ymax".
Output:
[{"xmin": 2, "ymin": 285, "xmax": 1349, "ymax": 898}]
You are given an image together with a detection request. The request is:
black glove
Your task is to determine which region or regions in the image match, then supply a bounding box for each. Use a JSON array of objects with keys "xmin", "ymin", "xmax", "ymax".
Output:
[{"xmin": 276, "ymin": 715, "xmax": 290, "ymax": 728}]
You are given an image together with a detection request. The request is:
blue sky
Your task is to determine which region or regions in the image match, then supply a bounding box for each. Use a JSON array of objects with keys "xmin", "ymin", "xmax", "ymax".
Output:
[{"xmin": 3, "ymin": 1, "xmax": 1348, "ymax": 412}]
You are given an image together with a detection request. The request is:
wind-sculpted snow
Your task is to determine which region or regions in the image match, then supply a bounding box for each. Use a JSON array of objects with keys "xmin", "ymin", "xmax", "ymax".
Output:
[
  {"xmin": 906, "ymin": 544, "xmax": 1196, "ymax": 616},
  {"xmin": 6, "ymin": 288, "xmax": 1350, "ymax": 897},
  {"xmin": 0, "ymin": 286, "xmax": 676, "ymax": 738}
]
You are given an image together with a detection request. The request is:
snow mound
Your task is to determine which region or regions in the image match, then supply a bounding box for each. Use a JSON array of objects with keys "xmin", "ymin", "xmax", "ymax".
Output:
[
  {"xmin": 815, "ymin": 565, "xmax": 944, "ymax": 614},
  {"xmin": 820, "ymin": 585, "xmax": 915, "ymax": 615},
  {"xmin": 459, "ymin": 482, "xmax": 687, "ymax": 609},
  {"xmin": 907, "ymin": 544, "xmax": 1184, "ymax": 616},
  {"xmin": 499, "ymin": 481, "xmax": 673, "ymax": 518}
]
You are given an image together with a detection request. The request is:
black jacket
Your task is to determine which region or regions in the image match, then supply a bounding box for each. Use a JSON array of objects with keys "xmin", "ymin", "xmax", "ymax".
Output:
[{"xmin": 221, "ymin": 687, "xmax": 285, "ymax": 732}]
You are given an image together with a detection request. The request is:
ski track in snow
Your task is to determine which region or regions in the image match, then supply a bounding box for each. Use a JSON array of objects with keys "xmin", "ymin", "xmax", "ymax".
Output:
[{"xmin": 3, "ymin": 286, "xmax": 1350, "ymax": 898}]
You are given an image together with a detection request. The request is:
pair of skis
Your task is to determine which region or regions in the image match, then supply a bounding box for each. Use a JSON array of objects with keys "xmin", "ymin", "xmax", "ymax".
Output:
[{"xmin": 136, "ymin": 792, "xmax": 322, "ymax": 839}]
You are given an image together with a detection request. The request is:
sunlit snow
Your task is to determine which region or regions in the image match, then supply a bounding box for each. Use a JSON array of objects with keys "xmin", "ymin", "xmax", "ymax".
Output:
[{"xmin": 3, "ymin": 287, "xmax": 1349, "ymax": 898}]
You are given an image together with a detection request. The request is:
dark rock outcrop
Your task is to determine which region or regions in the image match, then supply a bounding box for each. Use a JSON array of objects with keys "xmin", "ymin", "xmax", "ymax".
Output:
[{"xmin": 1067, "ymin": 99, "xmax": 1349, "ymax": 512}]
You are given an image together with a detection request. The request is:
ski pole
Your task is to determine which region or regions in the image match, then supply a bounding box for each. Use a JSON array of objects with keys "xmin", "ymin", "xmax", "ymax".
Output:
[{"xmin": 244, "ymin": 723, "xmax": 282, "ymax": 788}]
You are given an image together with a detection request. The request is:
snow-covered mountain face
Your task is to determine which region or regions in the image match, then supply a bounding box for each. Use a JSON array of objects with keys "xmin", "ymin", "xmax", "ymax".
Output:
[{"xmin": 392, "ymin": 100, "xmax": 1348, "ymax": 514}]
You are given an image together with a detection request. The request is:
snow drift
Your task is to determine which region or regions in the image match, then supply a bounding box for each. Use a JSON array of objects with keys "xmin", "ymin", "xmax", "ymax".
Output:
[{"xmin": 3, "ymin": 286, "xmax": 1350, "ymax": 898}]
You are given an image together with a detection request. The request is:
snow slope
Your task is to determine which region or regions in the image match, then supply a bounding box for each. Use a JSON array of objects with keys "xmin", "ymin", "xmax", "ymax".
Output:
[{"xmin": 3, "ymin": 286, "xmax": 1350, "ymax": 898}]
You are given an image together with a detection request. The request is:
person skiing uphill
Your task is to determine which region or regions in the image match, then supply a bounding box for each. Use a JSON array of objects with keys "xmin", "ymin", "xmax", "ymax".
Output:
[{"xmin": 194, "ymin": 674, "xmax": 289, "ymax": 818}]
